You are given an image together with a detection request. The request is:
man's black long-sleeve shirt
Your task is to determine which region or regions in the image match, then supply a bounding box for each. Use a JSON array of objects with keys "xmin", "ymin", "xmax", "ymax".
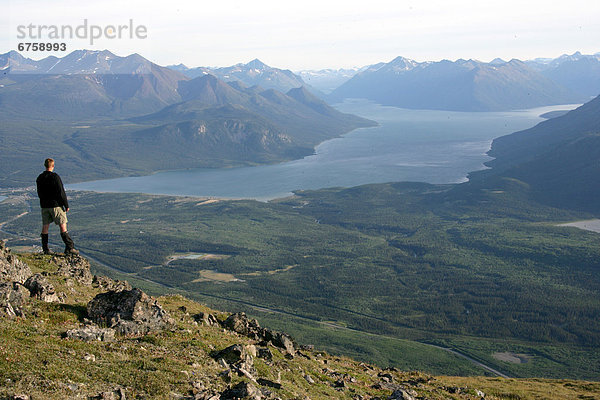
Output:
[{"xmin": 36, "ymin": 171, "xmax": 69, "ymax": 209}]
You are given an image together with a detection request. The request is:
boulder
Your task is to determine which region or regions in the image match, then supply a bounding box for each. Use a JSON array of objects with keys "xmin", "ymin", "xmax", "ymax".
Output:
[
  {"xmin": 257, "ymin": 347, "xmax": 273, "ymax": 361},
  {"xmin": 220, "ymin": 382, "xmax": 263, "ymax": 400},
  {"xmin": 87, "ymin": 288, "xmax": 174, "ymax": 336},
  {"xmin": 222, "ymin": 312, "xmax": 261, "ymax": 336},
  {"xmin": 221, "ymin": 312, "xmax": 296, "ymax": 355},
  {"xmin": 212, "ymin": 344, "xmax": 257, "ymax": 373},
  {"xmin": 92, "ymin": 275, "xmax": 132, "ymax": 292},
  {"xmin": 24, "ymin": 273, "xmax": 60, "ymax": 302},
  {"xmin": 89, "ymin": 387, "xmax": 126, "ymax": 400},
  {"xmin": 0, "ymin": 241, "xmax": 32, "ymax": 284},
  {"xmin": 389, "ymin": 389, "xmax": 415, "ymax": 400},
  {"xmin": 53, "ymin": 255, "xmax": 93, "ymax": 285},
  {"xmin": 256, "ymin": 378, "xmax": 282, "ymax": 389},
  {"xmin": 193, "ymin": 312, "xmax": 219, "ymax": 326},
  {"xmin": 271, "ymin": 332, "xmax": 296, "ymax": 356},
  {"xmin": 0, "ymin": 282, "xmax": 30, "ymax": 318},
  {"xmin": 64, "ymin": 325, "xmax": 115, "ymax": 342}
]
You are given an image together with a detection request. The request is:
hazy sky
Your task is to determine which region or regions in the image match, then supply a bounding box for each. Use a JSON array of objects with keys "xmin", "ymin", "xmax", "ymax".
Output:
[{"xmin": 3, "ymin": 0, "xmax": 599, "ymax": 70}]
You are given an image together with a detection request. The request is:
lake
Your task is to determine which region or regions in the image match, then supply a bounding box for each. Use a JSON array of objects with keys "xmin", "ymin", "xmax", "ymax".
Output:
[{"xmin": 68, "ymin": 100, "xmax": 579, "ymax": 200}]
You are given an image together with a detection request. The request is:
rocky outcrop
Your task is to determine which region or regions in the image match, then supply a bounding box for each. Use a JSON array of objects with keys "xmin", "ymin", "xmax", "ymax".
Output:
[
  {"xmin": 24, "ymin": 273, "xmax": 60, "ymax": 303},
  {"xmin": 64, "ymin": 324, "xmax": 116, "ymax": 342},
  {"xmin": 53, "ymin": 255, "xmax": 94, "ymax": 285},
  {"xmin": 212, "ymin": 344, "xmax": 257, "ymax": 374},
  {"xmin": 0, "ymin": 240, "xmax": 32, "ymax": 284},
  {"xmin": 87, "ymin": 288, "xmax": 174, "ymax": 336},
  {"xmin": 220, "ymin": 382, "xmax": 263, "ymax": 400},
  {"xmin": 92, "ymin": 275, "xmax": 132, "ymax": 292},
  {"xmin": 0, "ymin": 282, "xmax": 30, "ymax": 318},
  {"xmin": 89, "ymin": 387, "xmax": 127, "ymax": 400},
  {"xmin": 222, "ymin": 312, "xmax": 296, "ymax": 356},
  {"xmin": 193, "ymin": 311, "xmax": 220, "ymax": 326}
]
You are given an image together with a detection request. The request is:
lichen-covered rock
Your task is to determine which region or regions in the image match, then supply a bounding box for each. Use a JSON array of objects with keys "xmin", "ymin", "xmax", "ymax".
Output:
[
  {"xmin": 53, "ymin": 254, "xmax": 93, "ymax": 285},
  {"xmin": 87, "ymin": 288, "xmax": 174, "ymax": 336},
  {"xmin": 24, "ymin": 273, "xmax": 60, "ymax": 303},
  {"xmin": 0, "ymin": 282, "xmax": 30, "ymax": 318},
  {"xmin": 389, "ymin": 389, "xmax": 416, "ymax": 400},
  {"xmin": 221, "ymin": 312, "xmax": 296, "ymax": 355},
  {"xmin": 0, "ymin": 241, "xmax": 32, "ymax": 284},
  {"xmin": 92, "ymin": 275, "xmax": 132, "ymax": 292},
  {"xmin": 193, "ymin": 311, "xmax": 219, "ymax": 326},
  {"xmin": 212, "ymin": 344, "xmax": 257, "ymax": 372},
  {"xmin": 222, "ymin": 312, "xmax": 261, "ymax": 336},
  {"xmin": 220, "ymin": 382, "xmax": 263, "ymax": 400},
  {"xmin": 64, "ymin": 325, "xmax": 115, "ymax": 342},
  {"xmin": 89, "ymin": 387, "xmax": 126, "ymax": 400},
  {"xmin": 271, "ymin": 332, "xmax": 296, "ymax": 356}
]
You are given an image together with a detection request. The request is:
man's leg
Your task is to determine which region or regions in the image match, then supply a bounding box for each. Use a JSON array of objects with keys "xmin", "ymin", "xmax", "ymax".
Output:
[
  {"xmin": 41, "ymin": 224, "xmax": 50, "ymax": 254},
  {"xmin": 59, "ymin": 223, "xmax": 78, "ymax": 255}
]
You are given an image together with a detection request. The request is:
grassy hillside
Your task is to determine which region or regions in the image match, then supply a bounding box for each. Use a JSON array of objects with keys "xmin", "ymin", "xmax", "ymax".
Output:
[{"xmin": 1, "ymin": 251, "xmax": 599, "ymax": 399}]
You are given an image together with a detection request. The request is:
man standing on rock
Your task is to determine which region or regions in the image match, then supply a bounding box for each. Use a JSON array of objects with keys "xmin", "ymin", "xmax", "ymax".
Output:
[{"xmin": 36, "ymin": 158, "xmax": 78, "ymax": 255}]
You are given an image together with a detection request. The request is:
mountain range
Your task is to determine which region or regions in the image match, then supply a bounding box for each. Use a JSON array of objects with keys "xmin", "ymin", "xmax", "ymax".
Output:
[
  {"xmin": 297, "ymin": 67, "xmax": 367, "ymax": 94},
  {"xmin": 168, "ymin": 58, "xmax": 315, "ymax": 95},
  {"xmin": 328, "ymin": 55, "xmax": 596, "ymax": 111},
  {"xmin": 0, "ymin": 50, "xmax": 188, "ymax": 118},
  {"xmin": 526, "ymin": 52, "xmax": 600, "ymax": 98},
  {"xmin": 0, "ymin": 50, "xmax": 373, "ymax": 186}
]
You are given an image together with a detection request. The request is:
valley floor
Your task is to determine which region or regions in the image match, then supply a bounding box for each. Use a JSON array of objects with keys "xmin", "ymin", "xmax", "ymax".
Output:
[{"xmin": 1, "ymin": 179, "xmax": 599, "ymax": 382}]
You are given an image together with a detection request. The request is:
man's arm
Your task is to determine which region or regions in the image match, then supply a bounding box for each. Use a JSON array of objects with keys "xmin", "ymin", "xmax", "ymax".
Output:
[{"xmin": 56, "ymin": 174, "xmax": 69, "ymax": 211}]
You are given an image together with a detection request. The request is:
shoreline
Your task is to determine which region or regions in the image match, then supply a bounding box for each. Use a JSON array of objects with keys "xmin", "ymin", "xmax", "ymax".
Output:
[{"xmin": 556, "ymin": 219, "xmax": 600, "ymax": 234}]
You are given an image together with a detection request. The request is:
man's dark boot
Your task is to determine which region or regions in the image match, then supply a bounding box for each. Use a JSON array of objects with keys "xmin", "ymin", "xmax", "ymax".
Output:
[
  {"xmin": 41, "ymin": 233, "xmax": 51, "ymax": 255},
  {"xmin": 60, "ymin": 231, "xmax": 79, "ymax": 255}
]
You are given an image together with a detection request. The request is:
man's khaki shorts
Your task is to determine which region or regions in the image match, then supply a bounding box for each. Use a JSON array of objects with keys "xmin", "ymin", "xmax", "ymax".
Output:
[{"xmin": 41, "ymin": 207, "xmax": 68, "ymax": 226}]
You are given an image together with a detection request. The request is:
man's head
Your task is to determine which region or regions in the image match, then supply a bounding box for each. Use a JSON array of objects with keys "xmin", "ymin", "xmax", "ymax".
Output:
[{"xmin": 44, "ymin": 158, "xmax": 55, "ymax": 171}]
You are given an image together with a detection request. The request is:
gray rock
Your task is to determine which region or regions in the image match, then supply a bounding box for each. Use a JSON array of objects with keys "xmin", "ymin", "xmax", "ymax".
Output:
[
  {"xmin": 64, "ymin": 325, "xmax": 115, "ymax": 342},
  {"xmin": 87, "ymin": 288, "xmax": 174, "ymax": 336},
  {"xmin": 24, "ymin": 273, "xmax": 60, "ymax": 302},
  {"xmin": 271, "ymin": 332, "xmax": 295, "ymax": 356},
  {"xmin": 53, "ymin": 255, "xmax": 93, "ymax": 285},
  {"xmin": 193, "ymin": 312, "xmax": 219, "ymax": 326},
  {"xmin": 378, "ymin": 372, "xmax": 394, "ymax": 383},
  {"xmin": 221, "ymin": 312, "xmax": 296, "ymax": 355},
  {"xmin": 333, "ymin": 379, "xmax": 346, "ymax": 388},
  {"xmin": 92, "ymin": 275, "xmax": 132, "ymax": 292},
  {"xmin": 0, "ymin": 241, "xmax": 32, "ymax": 284},
  {"xmin": 89, "ymin": 387, "xmax": 126, "ymax": 400},
  {"xmin": 257, "ymin": 378, "xmax": 282, "ymax": 389},
  {"xmin": 389, "ymin": 389, "xmax": 415, "ymax": 400},
  {"xmin": 257, "ymin": 347, "xmax": 273, "ymax": 361},
  {"xmin": 212, "ymin": 344, "xmax": 255, "ymax": 373},
  {"xmin": 0, "ymin": 282, "xmax": 30, "ymax": 318},
  {"xmin": 220, "ymin": 382, "xmax": 263, "ymax": 400},
  {"xmin": 222, "ymin": 312, "xmax": 261, "ymax": 336},
  {"xmin": 194, "ymin": 391, "xmax": 221, "ymax": 400}
]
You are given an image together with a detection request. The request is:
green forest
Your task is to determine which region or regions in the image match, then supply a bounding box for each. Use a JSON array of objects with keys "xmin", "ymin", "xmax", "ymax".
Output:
[{"xmin": 2, "ymin": 175, "xmax": 599, "ymax": 380}]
